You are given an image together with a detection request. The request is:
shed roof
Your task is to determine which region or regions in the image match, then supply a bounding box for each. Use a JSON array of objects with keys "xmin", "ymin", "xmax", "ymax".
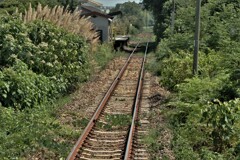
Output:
[
  {"xmin": 79, "ymin": 0, "xmax": 102, "ymax": 7},
  {"xmin": 81, "ymin": 5, "xmax": 113, "ymax": 19}
]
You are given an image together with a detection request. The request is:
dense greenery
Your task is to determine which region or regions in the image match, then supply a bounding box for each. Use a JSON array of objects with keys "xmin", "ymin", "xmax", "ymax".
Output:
[
  {"xmin": 111, "ymin": 1, "xmax": 153, "ymax": 35},
  {"xmin": 145, "ymin": 0, "xmax": 240, "ymax": 159},
  {"xmin": 143, "ymin": 0, "xmax": 168, "ymax": 41},
  {"xmin": 0, "ymin": 12, "xmax": 115, "ymax": 158},
  {"xmin": 0, "ymin": 0, "xmax": 80, "ymax": 14},
  {"xmin": 0, "ymin": 0, "xmax": 61, "ymax": 14},
  {"xmin": 0, "ymin": 97, "xmax": 79, "ymax": 159},
  {"xmin": 0, "ymin": 16, "xmax": 90, "ymax": 109}
]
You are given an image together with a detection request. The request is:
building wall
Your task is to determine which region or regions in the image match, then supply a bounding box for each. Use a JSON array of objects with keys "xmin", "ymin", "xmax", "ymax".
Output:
[{"xmin": 90, "ymin": 16, "xmax": 109, "ymax": 42}]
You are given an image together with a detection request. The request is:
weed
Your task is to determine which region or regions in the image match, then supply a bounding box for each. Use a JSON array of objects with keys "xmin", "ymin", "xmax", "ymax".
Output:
[
  {"xmin": 72, "ymin": 118, "xmax": 89, "ymax": 128},
  {"xmin": 96, "ymin": 114, "xmax": 132, "ymax": 130}
]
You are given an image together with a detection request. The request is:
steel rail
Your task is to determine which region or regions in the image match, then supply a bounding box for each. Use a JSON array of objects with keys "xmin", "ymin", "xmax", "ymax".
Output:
[
  {"xmin": 66, "ymin": 43, "xmax": 140, "ymax": 160},
  {"xmin": 124, "ymin": 42, "xmax": 149, "ymax": 160}
]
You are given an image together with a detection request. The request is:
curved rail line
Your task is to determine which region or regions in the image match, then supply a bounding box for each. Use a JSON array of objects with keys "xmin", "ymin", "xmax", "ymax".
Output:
[{"xmin": 67, "ymin": 42, "xmax": 149, "ymax": 160}]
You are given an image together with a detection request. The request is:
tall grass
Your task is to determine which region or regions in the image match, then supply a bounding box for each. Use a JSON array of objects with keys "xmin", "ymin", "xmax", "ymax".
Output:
[{"xmin": 17, "ymin": 3, "xmax": 99, "ymax": 47}]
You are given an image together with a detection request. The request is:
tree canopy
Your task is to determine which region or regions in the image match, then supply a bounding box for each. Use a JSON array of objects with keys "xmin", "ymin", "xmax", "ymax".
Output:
[
  {"xmin": 0, "ymin": 0, "xmax": 60, "ymax": 14},
  {"xmin": 0, "ymin": 0, "xmax": 80, "ymax": 14},
  {"xmin": 111, "ymin": 1, "xmax": 152, "ymax": 35}
]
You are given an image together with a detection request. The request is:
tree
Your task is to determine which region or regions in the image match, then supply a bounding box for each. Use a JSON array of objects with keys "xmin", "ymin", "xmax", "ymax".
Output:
[
  {"xmin": 0, "ymin": 0, "xmax": 61, "ymax": 14},
  {"xmin": 59, "ymin": 0, "xmax": 80, "ymax": 12},
  {"xmin": 111, "ymin": 2, "xmax": 148, "ymax": 35},
  {"xmin": 143, "ymin": 0, "xmax": 169, "ymax": 41}
]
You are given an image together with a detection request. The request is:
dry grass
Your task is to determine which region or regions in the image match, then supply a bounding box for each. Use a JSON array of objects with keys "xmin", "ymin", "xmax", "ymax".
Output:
[{"xmin": 17, "ymin": 3, "xmax": 99, "ymax": 47}]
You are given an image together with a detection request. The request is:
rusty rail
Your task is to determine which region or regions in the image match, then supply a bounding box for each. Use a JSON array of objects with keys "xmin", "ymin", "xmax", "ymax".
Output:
[
  {"xmin": 124, "ymin": 42, "xmax": 149, "ymax": 160},
  {"xmin": 66, "ymin": 43, "xmax": 139, "ymax": 160}
]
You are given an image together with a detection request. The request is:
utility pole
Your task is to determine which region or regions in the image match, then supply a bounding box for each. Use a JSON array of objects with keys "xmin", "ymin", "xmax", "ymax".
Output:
[
  {"xmin": 145, "ymin": 9, "xmax": 148, "ymax": 28},
  {"xmin": 171, "ymin": 0, "xmax": 175, "ymax": 34},
  {"xmin": 70, "ymin": 0, "xmax": 74, "ymax": 11},
  {"xmin": 193, "ymin": 0, "xmax": 201, "ymax": 75}
]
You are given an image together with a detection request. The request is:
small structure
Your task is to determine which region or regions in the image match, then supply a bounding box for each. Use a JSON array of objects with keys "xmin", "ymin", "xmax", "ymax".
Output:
[
  {"xmin": 79, "ymin": 0, "xmax": 102, "ymax": 7},
  {"xmin": 114, "ymin": 35, "xmax": 130, "ymax": 51},
  {"xmin": 79, "ymin": 0, "xmax": 113, "ymax": 42}
]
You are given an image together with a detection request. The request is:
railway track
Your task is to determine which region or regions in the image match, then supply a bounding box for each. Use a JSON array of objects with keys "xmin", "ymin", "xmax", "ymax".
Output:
[{"xmin": 67, "ymin": 42, "xmax": 150, "ymax": 160}]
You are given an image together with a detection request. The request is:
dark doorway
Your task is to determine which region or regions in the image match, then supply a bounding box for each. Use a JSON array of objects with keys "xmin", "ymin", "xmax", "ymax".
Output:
[{"xmin": 96, "ymin": 30, "xmax": 103, "ymax": 42}]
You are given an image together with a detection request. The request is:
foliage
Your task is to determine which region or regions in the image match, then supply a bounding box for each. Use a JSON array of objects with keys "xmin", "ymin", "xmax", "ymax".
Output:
[
  {"xmin": 167, "ymin": 72, "xmax": 240, "ymax": 158},
  {"xmin": 60, "ymin": 0, "xmax": 80, "ymax": 12},
  {"xmin": 143, "ymin": 0, "xmax": 169, "ymax": 41},
  {"xmin": 21, "ymin": 3, "xmax": 99, "ymax": 47},
  {"xmin": 0, "ymin": 0, "xmax": 60, "ymax": 14},
  {"xmin": 0, "ymin": 15, "xmax": 90, "ymax": 108},
  {"xmin": 143, "ymin": 128, "xmax": 164, "ymax": 160},
  {"xmin": 96, "ymin": 114, "xmax": 132, "ymax": 130},
  {"xmin": 0, "ymin": 97, "xmax": 79, "ymax": 159},
  {"xmin": 0, "ymin": 60, "xmax": 62, "ymax": 109},
  {"xmin": 0, "ymin": 3, "xmax": 115, "ymax": 160},
  {"xmin": 0, "ymin": 17, "xmax": 114, "ymax": 159},
  {"xmin": 157, "ymin": 49, "xmax": 224, "ymax": 90},
  {"xmin": 93, "ymin": 43, "xmax": 114, "ymax": 69},
  {"xmin": 111, "ymin": 2, "xmax": 152, "ymax": 35},
  {"xmin": 172, "ymin": 133, "xmax": 200, "ymax": 160},
  {"xmin": 145, "ymin": 0, "xmax": 240, "ymax": 158},
  {"xmin": 159, "ymin": 50, "xmax": 192, "ymax": 89},
  {"xmin": 201, "ymin": 99, "xmax": 240, "ymax": 153}
]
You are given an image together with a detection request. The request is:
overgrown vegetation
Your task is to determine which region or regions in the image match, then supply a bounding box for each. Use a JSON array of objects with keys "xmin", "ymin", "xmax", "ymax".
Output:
[
  {"xmin": 97, "ymin": 114, "xmax": 132, "ymax": 130},
  {"xmin": 111, "ymin": 1, "xmax": 153, "ymax": 35},
  {"xmin": 0, "ymin": 16, "xmax": 90, "ymax": 109},
  {"xmin": 0, "ymin": 96, "xmax": 80, "ymax": 159},
  {"xmin": 0, "ymin": 3, "xmax": 116, "ymax": 158},
  {"xmin": 93, "ymin": 43, "xmax": 115, "ymax": 69},
  {"xmin": 21, "ymin": 4, "xmax": 99, "ymax": 46},
  {"xmin": 144, "ymin": 0, "xmax": 240, "ymax": 159},
  {"xmin": 0, "ymin": 0, "xmax": 80, "ymax": 14}
]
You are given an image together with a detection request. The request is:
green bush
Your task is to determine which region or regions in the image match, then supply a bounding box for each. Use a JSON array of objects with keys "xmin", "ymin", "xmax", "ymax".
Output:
[
  {"xmin": 201, "ymin": 99, "xmax": 240, "ymax": 153},
  {"xmin": 172, "ymin": 133, "xmax": 200, "ymax": 160},
  {"xmin": 157, "ymin": 49, "xmax": 225, "ymax": 90},
  {"xmin": 0, "ymin": 16, "xmax": 90, "ymax": 88},
  {"xmin": 167, "ymin": 71, "xmax": 239, "ymax": 158},
  {"xmin": 94, "ymin": 43, "xmax": 114, "ymax": 68},
  {"xmin": 0, "ymin": 16, "xmax": 91, "ymax": 108},
  {"xmin": 0, "ymin": 60, "xmax": 63, "ymax": 109},
  {"xmin": 147, "ymin": 0, "xmax": 240, "ymax": 158},
  {"xmin": 0, "ymin": 103, "xmax": 76, "ymax": 159},
  {"xmin": 176, "ymin": 75, "xmax": 228, "ymax": 103},
  {"xmin": 159, "ymin": 50, "xmax": 192, "ymax": 89}
]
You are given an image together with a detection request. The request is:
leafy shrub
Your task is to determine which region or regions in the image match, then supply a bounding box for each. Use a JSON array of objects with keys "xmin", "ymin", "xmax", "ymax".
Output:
[
  {"xmin": 0, "ymin": 16, "xmax": 90, "ymax": 92},
  {"xmin": 159, "ymin": 50, "xmax": 192, "ymax": 89},
  {"xmin": 0, "ymin": 103, "xmax": 76, "ymax": 159},
  {"xmin": 26, "ymin": 20, "xmax": 90, "ymax": 88},
  {"xmin": 172, "ymin": 133, "xmax": 200, "ymax": 160},
  {"xmin": 218, "ymin": 71, "xmax": 240, "ymax": 101},
  {"xmin": 148, "ymin": 0, "xmax": 240, "ymax": 158},
  {"xmin": 0, "ymin": 60, "xmax": 63, "ymax": 109},
  {"xmin": 157, "ymin": 49, "xmax": 224, "ymax": 90},
  {"xmin": 176, "ymin": 74, "xmax": 228, "ymax": 103},
  {"xmin": 201, "ymin": 99, "xmax": 240, "ymax": 152},
  {"xmin": 93, "ymin": 43, "xmax": 114, "ymax": 68},
  {"xmin": 129, "ymin": 26, "xmax": 139, "ymax": 35},
  {"xmin": 168, "ymin": 74, "xmax": 239, "ymax": 158}
]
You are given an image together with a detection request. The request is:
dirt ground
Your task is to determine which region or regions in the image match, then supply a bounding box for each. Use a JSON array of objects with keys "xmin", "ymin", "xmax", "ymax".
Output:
[{"xmin": 148, "ymin": 76, "xmax": 175, "ymax": 160}]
